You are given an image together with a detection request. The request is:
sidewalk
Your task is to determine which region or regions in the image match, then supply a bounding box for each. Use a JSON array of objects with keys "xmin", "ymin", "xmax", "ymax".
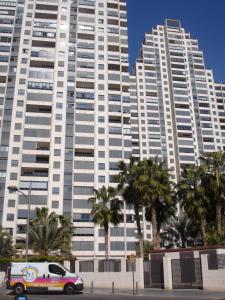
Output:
[{"xmin": 85, "ymin": 287, "xmax": 225, "ymax": 299}]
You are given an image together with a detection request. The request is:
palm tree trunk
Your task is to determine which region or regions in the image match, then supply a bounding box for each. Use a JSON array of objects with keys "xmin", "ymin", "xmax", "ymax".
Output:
[
  {"xmin": 156, "ymin": 230, "xmax": 160, "ymax": 249},
  {"xmin": 151, "ymin": 205, "xmax": 160, "ymax": 249},
  {"xmin": 134, "ymin": 205, "xmax": 143, "ymax": 258},
  {"xmin": 215, "ymin": 170, "xmax": 222, "ymax": 235},
  {"xmin": 199, "ymin": 218, "xmax": 207, "ymax": 246},
  {"xmin": 156, "ymin": 223, "xmax": 161, "ymax": 249},
  {"xmin": 216, "ymin": 201, "xmax": 222, "ymax": 235},
  {"xmin": 181, "ymin": 234, "xmax": 186, "ymax": 248},
  {"xmin": 104, "ymin": 225, "xmax": 109, "ymax": 260}
]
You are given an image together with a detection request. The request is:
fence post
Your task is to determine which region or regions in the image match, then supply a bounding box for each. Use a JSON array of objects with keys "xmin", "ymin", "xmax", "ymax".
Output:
[
  {"xmin": 132, "ymin": 261, "xmax": 135, "ymax": 295},
  {"xmin": 136, "ymin": 281, "xmax": 138, "ymax": 295},
  {"xmin": 112, "ymin": 281, "xmax": 115, "ymax": 294},
  {"xmin": 91, "ymin": 281, "xmax": 94, "ymax": 293}
]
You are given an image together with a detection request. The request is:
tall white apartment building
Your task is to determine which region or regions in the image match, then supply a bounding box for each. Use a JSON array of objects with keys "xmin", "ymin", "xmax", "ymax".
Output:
[
  {"xmin": 1, "ymin": 5, "xmax": 225, "ymax": 256},
  {"xmin": 0, "ymin": 0, "xmax": 145, "ymax": 258},
  {"xmin": 215, "ymin": 83, "xmax": 225, "ymax": 146},
  {"xmin": 131, "ymin": 19, "xmax": 224, "ymax": 182}
]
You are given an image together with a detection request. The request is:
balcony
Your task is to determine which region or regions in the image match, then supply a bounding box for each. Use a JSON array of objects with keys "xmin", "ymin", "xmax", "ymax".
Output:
[
  {"xmin": 36, "ymin": 155, "xmax": 49, "ymax": 164},
  {"xmin": 74, "ymin": 149, "xmax": 94, "ymax": 157},
  {"xmin": 21, "ymin": 168, "xmax": 49, "ymax": 177}
]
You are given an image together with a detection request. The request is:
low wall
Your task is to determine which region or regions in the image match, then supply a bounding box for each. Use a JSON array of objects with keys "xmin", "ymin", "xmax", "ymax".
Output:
[
  {"xmin": 201, "ymin": 254, "xmax": 225, "ymax": 291},
  {"xmin": 0, "ymin": 272, "xmax": 5, "ymax": 286},
  {"xmin": 65, "ymin": 258, "xmax": 144, "ymax": 290}
]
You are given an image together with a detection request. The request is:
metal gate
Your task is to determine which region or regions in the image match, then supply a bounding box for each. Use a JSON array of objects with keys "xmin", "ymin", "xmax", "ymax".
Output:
[
  {"xmin": 171, "ymin": 257, "xmax": 202, "ymax": 289},
  {"xmin": 144, "ymin": 254, "xmax": 164, "ymax": 288}
]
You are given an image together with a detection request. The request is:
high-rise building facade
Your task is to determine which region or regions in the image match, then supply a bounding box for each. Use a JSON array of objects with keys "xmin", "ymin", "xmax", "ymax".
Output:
[
  {"xmin": 1, "ymin": 4, "xmax": 225, "ymax": 257},
  {"xmin": 0, "ymin": 0, "xmax": 144, "ymax": 258},
  {"xmin": 131, "ymin": 19, "xmax": 224, "ymax": 182}
]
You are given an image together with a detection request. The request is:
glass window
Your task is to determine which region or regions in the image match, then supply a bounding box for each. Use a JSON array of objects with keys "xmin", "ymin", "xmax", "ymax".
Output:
[{"xmin": 49, "ymin": 264, "xmax": 65, "ymax": 275}]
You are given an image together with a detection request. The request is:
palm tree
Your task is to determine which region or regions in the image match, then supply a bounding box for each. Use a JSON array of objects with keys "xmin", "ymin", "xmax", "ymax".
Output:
[
  {"xmin": 136, "ymin": 240, "xmax": 153, "ymax": 260},
  {"xmin": 116, "ymin": 157, "xmax": 145, "ymax": 258},
  {"xmin": 176, "ymin": 165, "xmax": 209, "ymax": 245},
  {"xmin": 0, "ymin": 227, "xmax": 14, "ymax": 258},
  {"xmin": 89, "ymin": 186, "xmax": 122, "ymax": 259},
  {"xmin": 135, "ymin": 158, "xmax": 174, "ymax": 249},
  {"xmin": 163, "ymin": 213, "xmax": 199, "ymax": 248},
  {"xmin": 200, "ymin": 151, "xmax": 225, "ymax": 234},
  {"xmin": 29, "ymin": 207, "xmax": 72, "ymax": 256}
]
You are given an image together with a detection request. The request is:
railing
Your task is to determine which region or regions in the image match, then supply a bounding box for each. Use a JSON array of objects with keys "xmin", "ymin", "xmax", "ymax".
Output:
[
  {"xmin": 98, "ymin": 260, "xmax": 121, "ymax": 272},
  {"xmin": 79, "ymin": 261, "xmax": 94, "ymax": 272}
]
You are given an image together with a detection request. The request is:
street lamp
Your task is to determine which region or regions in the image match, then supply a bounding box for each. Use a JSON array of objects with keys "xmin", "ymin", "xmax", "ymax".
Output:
[{"xmin": 8, "ymin": 183, "xmax": 32, "ymax": 262}]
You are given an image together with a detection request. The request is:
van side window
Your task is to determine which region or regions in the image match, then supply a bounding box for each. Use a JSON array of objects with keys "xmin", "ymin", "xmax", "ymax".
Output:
[{"xmin": 49, "ymin": 264, "xmax": 64, "ymax": 275}]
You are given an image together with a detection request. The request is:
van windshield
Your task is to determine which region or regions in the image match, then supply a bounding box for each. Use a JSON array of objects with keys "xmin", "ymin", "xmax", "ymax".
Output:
[{"xmin": 58, "ymin": 263, "xmax": 72, "ymax": 273}]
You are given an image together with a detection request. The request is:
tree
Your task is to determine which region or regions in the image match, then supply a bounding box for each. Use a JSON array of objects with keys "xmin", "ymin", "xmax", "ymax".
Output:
[
  {"xmin": 200, "ymin": 151, "xmax": 225, "ymax": 234},
  {"xmin": 135, "ymin": 158, "xmax": 174, "ymax": 249},
  {"xmin": 136, "ymin": 240, "xmax": 153, "ymax": 260},
  {"xmin": 29, "ymin": 207, "xmax": 72, "ymax": 256},
  {"xmin": 176, "ymin": 165, "xmax": 209, "ymax": 245},
  {"xmin": 116, "ymin": 157, "xmax": 145, "ymax": 258},
  {"xmin": 0, "ymin": 227, "xmax": 14, "ymax": 258},
  {"xmin": 163, "ymin": 213, "xmax": 199, "ymax": 248},
  {"xmin": 89, "ymin": 186, "xmax": 122, "ymax": 259}
]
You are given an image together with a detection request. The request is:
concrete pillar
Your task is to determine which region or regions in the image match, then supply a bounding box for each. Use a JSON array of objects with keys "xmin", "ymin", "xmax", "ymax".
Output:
[
  {"xmin": 200, "ymin": 254, "xmax": 208, "ymax": 290},
  {"xmin": 121, "ymin": 258, "xmax": 126, "ymax": 272},
  {"xmin": 94, "ymin": 258, "xmax": 98, "ymax": 272},
  {"xmin": 135, "ymin": 258, "xmax": 144, "ymax": 289},
  {"xmin": 75, "ymin": 260, "xmax": 79, "ymax": 273},
  {"xmin": 64, "ymin": 260, "xmax": 70, "ymax": 270},
  {"xmin": 163, "ymin": 256, "xmax": 173, "ymax": 290}
]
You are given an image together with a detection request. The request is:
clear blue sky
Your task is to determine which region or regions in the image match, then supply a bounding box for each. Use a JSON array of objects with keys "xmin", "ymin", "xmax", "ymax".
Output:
[{"xmin": 127, "ymin": 0, "xmax": 225, "ymax": 83}]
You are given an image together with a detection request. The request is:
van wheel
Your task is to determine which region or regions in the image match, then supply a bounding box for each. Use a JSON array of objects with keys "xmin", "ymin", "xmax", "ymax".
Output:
[
  {"xmin": 64, "ymin": 283, "xmax": 75, "ymax": 295},
  {"xmin": 14, "ymin": 283, "xmax": 25, "ymax": 295}
]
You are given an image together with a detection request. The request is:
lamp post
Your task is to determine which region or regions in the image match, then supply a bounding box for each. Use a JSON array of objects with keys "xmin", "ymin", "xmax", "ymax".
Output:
[{"xmin": 8, "ymin": 182, "xmax": 32, "ymax": 262}]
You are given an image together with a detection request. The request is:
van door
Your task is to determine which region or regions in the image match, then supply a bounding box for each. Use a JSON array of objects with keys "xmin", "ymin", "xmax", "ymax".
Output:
[{"xmin": 47, "ymin": 264, "xmax": 66, "ymax": 290}]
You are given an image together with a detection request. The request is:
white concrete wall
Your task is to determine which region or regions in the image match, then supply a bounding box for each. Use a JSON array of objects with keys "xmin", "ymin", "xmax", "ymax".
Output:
[
  {"xmin": 0, "ymin": 272, "xmax": 5, "ymax": 286},
  {"xmin": 201, "ymin": 254, "xmax": 225, "ymax": 291},
  {"xmin": 66, "ymin": 258, "xmax": 144, "ymax": 290}
]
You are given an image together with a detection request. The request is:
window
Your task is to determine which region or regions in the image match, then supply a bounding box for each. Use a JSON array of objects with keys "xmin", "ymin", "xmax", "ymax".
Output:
[
  {"xmin": 7, "ymin": 214, "xmax": 14, "ymax": 221},
  {"xmin": 52, "ymin": 187, "xmax": 59, "ymax": 194},
  {"xmin": 98, "ymin": 163, "xmax": 105, "ymax": 170},
  {"xmin": 98, "ymin": 176, "xmax": 105, "ymax": 183},
  {"xmin": 49, "ymin": 264, "xmax": 65, "ymax": 275},
  {"xmin": 28, "ymin": 81, "xmax": 53, "ymax": 90}
]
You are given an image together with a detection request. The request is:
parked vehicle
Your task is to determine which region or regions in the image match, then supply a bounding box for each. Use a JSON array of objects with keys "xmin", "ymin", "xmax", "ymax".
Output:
[{"xmin": 5, "ymin": 262, "xmax": 84, "ymax": 295}]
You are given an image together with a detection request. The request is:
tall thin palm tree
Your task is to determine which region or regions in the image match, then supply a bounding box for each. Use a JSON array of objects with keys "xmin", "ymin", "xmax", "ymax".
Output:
[
  {"xmin": 176, "ymin": 165, "xmax": 209, "ymax": 245},
  {"xmin": 135, "ymin": 158, "xmax": 173, "ymax": 249},
  {"xmin": 116, "ymin": 157, "xmax": 144, "ymax": 258},
  {"xmin": 89, "ymin": 186, "xmax": 122, "ymax": 259},
  {"xmin": 200, "ymin": 151, "xmax": 225, "ymax": 234},
  {"xmin": 29, "ymin": 207, "xmax": 72, "ymax": 256}
]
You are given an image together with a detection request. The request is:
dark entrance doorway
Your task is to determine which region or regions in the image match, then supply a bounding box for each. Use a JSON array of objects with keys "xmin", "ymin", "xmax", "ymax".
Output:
[{"xmin": 144, "ymin": 254, "xmax": 164, "ymax": 288}]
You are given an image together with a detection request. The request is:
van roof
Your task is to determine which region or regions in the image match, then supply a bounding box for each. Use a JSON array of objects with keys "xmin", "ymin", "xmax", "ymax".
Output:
[{"xmin": 11, "ymin": 262, "xmax": 50, "ymax": 264}]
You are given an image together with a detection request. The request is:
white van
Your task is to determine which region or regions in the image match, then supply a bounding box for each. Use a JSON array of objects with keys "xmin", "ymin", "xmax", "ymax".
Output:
[{"xmin": 6, "ymin": 262, "xmax": 84, "ymax": 295}]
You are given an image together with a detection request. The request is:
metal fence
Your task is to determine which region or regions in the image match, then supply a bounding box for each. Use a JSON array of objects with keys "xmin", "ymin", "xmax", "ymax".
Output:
[
  {"xmin": 79, "ymin": 260, "xmax": 94, "ymax": 272},
  {"xmin": 0, "ymin": 262, "xmax": 10, "ymax": 272},
  {"xmin": 126, "ymin": 260, "xmax": 136, "ymax": 272},
  {"xmin": 98, "ymin": 259, "xmax": 121, "ymax": 272},
  {"xmin": 217, "ymin": 254, "xmax": 225, "ymax": 269},
  {"xmin": 171, "ymin": 258, "xmax": 202, "ymax": 289},
  {"xmin": 144, "ymin": 260, "xmax": 164, "ymax": 288}
]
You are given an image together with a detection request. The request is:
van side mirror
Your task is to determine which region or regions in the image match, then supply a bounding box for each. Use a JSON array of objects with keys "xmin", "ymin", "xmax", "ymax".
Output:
[{"xmin": 61, "ymin": 270, "xmax": 66, "ymax": 276}]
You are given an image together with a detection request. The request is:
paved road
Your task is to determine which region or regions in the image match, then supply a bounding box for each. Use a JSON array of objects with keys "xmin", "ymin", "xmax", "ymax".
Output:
[{"xmin": 1, "ymin": 288, "xmax": 225, "ymax": 300}]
